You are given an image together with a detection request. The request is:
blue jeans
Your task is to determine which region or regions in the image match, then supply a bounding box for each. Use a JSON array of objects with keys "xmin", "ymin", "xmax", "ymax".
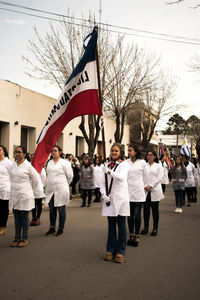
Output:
[
  {"xmin": 107, "ymin": 216, "xmax": 126, "ymax": 255},
  {"xmin": 174, "ymin": 190, "xmax": 184, "ymax": 208},
  {"xmin": 13, "ymin": 209, "xmax": 29, "ymax": 240},
  {"xmin": 49, "ymin": 196, "xmax": 66, "ymax": 230},
  {"xmin": 127, "ymin": 202, "xmax": 142, "ymax": 235}
]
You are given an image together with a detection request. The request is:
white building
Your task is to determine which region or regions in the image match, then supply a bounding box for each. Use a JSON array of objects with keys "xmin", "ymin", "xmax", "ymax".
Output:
[{"xmin": 0, "ymin": 79, "xmax": 130, "ymax": 160}]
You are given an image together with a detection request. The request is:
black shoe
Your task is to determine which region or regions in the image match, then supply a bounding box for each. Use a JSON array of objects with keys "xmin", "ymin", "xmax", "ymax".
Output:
[
  {"xmin": 56, "ymin": 229, "xmax": 64, "ymax": 237},
  {"xmin": 141, "ymin": 227, "xmax": 148, "ymax": 235},
  {"xmin": 87, "ymin": 203, "xmax": 91, "ymax": 207},
  {"xmin": 132, "ymin": 236, "xmax": 139, "ymax": 247},
  {"xmin": 151, "ymin": 228, "xmax": 158, "ymax": 236},
  {"xmin": 45, "ymin": 228, "xmax": 56, "ymax": 236},
  {"xmin": 127, "ymin": 236, "xmax": 139, "ymax": 247},
  {"xmin": 80, "ymin": 204, "xmax": 86, "ymax": 207}
]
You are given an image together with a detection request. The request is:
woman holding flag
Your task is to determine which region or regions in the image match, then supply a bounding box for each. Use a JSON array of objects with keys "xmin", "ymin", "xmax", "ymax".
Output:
[{"xmin": 100, "ymin": 143, "xmax": 130, "ymax": 263}]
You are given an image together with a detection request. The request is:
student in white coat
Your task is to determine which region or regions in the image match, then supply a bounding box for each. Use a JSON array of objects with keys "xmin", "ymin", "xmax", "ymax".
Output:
[
  {"xmin": 9, "ymin": 146, "xmax": 43, "ymax": 247},
  {"xmin": 182, "ymin": 155, "xmax": 195, "ymax": 207},
  {"xmin": 141, "ymin": 150, "xmax": 164, "ymax": 236},
  {"xmin": 30, "ymin": 166, "xmax": 46, "ymax": 226},
  {"xmin": 160, "ymin": 154, "xmax": 170, "ymax": 194},
  {"xmin": 93, "ymin": 156, "xmax": 103, "ymax": 202},
  {"xmin": 0, "ymin": 145, "xmax": 12, "ymax": 236},
  {"xmin": 191, "ymin": 157, "xmax": 199, "ymax": 203},
  {"xmin": 126, "ymin": 145, "xmax": 149, "ymax": 247},
  {"xmin": 45, "ymin": 145, "xmax": 73, "ymax": 237},
  {"xmin": 100, "ymin": 143, "xmax": 130, "ymax": 263}
]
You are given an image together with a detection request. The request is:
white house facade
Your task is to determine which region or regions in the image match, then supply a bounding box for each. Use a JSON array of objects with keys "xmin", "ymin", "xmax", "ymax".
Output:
[{"xmin": 0, "ymin": 79, "xmax": 130, "ymax": 160}]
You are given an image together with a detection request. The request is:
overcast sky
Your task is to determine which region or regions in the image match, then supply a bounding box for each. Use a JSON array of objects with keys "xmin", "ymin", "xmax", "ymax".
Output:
[{"xmin": 0, "ymin": 0, "xmax": 200, "ymax": 129}]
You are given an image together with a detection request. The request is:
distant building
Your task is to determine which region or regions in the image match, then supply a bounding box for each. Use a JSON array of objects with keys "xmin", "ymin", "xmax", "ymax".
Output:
[
  {"xmin": 0, "ymin": 79, "xmax": 130, "ymax": 160},
  {"xmin": 127, "ymin": 101, "xmax": 159, "ymax": 152}
]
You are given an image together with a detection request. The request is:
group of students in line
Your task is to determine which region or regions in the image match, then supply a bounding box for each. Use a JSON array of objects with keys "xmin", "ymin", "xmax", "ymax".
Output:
[{"xmin": 0, "ymin": 143, "xmax": 199, "ymax": 264}]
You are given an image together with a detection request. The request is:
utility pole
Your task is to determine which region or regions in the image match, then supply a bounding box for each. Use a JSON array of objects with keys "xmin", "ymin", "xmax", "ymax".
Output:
[{"xmin": 99, "ymin": 0, "xmax": 102, "ymax": 26}]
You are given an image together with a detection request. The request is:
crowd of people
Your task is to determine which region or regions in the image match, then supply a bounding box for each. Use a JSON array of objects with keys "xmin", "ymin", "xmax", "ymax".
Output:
[{"xmin": 0, "ymin": 143, "xmax": 199, "ymax": 264}]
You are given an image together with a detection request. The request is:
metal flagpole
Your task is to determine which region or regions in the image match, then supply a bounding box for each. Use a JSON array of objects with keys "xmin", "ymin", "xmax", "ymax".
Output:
[{"xmin": 95, "ymin": 27, "xmax": 108, "ymax": 195}]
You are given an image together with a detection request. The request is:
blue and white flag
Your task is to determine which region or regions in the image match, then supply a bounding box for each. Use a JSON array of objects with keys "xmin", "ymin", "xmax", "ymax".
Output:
[{"xmin": 180, "ymin": 137, "xmax": 191, "ymax": 158}]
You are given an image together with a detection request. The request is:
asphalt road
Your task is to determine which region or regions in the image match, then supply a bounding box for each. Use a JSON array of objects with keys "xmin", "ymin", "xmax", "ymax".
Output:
[{"xmin": 0, "ymin": 184, "xmax": 200, "ymax": 300}]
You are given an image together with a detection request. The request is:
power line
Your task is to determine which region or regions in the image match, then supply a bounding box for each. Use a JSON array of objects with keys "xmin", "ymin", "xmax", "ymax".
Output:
[
  {"xmin": 1, "ymin": 3, "xmax": 200, "ymax": 46},
  {"xmin": 0, "ymin": 7, "xmax": 93, "ymax": 28},
  {"xmin": 1, "ymin": 0, "xmax": 200, "ymax": 43}
]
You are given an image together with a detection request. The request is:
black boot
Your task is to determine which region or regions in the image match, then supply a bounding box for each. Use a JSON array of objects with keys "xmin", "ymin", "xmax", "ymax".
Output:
[
  {"xmin": 80, "ymin": 199, "xmax": 86, "ymax": 207},
  {"xmin": 151, "ymin": 228, "xmax": 158, "ymax": 236},
  {"xmin": 141, "ymin": 227, "xmax": 148, "ymax": 235},
  {"xmin": 127, "ymin": 234, "xmax": 134, "ymax": 245}
]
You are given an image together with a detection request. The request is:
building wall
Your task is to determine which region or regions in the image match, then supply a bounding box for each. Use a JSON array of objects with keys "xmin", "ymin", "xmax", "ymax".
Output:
[{"xmin": 0, "ymin": 79, "xmax": 130, "ymax": 160}]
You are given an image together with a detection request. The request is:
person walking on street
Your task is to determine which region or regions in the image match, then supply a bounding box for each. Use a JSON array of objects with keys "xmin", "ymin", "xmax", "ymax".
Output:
[
  {"xmin": 0, "ymin": 145, "xmax": 12, "ymax": 236},
  {"xmin": 182, "ymin": 155, "xmax": 195, "ymax": 207},
  {"xmin": 9, "ymin": 146, "xmax": 43, "ymax": 247},
  {"xmin": 141, "ymin": 151, "xmax": 164, "ymax": 237},
  {"xmin": 30, "ymin": 166, "xmax": 46, "ymax": 226},
  {"xmin": 80, "ymin": 155, "xmax": 94, "ymax": 207},
  {"xmin": 191, "ymin": 157, "xmax": 199, "ymax": 203},
  {"xmin": 126, "ymin": 145, "xmax": 149, "ymax": 247},
  {"xmin": 160, "ymin": 154, "xmax": 170, "ymax": 194},
  {"xmin": 171, "ymin": 156, "xmax": 187, "ymax": 213},
  {"xmin": 71, "ymin": 158, "xmax": 80, "ymax": 196},
  {"xmin": 93, "ymin": 156, "xmax": 103, "ymax": 202},
  {"xmin": 100, "ymin": 143, "xmax": 130, "ymax": 263},
  {"xmin": 45, "ymin": 145, "xmax": 73, "ymax": 237}
]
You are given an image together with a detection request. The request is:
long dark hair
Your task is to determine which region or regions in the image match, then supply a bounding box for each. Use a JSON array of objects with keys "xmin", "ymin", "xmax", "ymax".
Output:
[
  {"xmin": 146, "ymin": 150, "xmax": 159, "ymax": 163},
  {"xmin": 93, "ymin": 156, "xmax": 102, "ymax": 166},
  {"xmin": 82, "ymin": 155, "xmax": 92, "ymax": 167},
  {"xmin": 128, "ymin": 144, "xmax": 143, "ymax": 159},
  {"xmin": 15, "ymin": 145, "xmax": 30, "ymax": 161},
  {"xmin": 0, "ymin": 144, "xmax": 9, "ymax": 158},
  {"xmin": 172, "ymin": 156, "xmax": 187, "ymax": 179}
]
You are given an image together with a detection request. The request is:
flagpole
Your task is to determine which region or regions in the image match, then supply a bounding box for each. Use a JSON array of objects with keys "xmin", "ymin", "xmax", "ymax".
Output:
[{"xmin": 95, "ymin": 29, "xmax": 108, "ymax": 195}]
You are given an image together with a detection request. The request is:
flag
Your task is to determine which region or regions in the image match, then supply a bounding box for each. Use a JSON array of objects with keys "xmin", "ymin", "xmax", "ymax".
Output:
[
  {"xmin": 159, "ymin": 143, "xmax": 173, "ymax": 168},
  {"xmin": 180, "ymin": 137, "xmax": 191, "ymax": 158},
  {"xmin": 32, "ymin": 26, "xmax": 102, "ymax": 173}
]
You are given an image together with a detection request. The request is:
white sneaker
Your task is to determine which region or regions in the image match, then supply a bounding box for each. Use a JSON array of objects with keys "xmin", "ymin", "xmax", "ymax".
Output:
[
  {"xmin": 178, "ymin": 208, "xmax": 183, "ymax": 213},
  {"xmin": 174, "ymin": 208, "xmax": 179, "ymax": 213}
]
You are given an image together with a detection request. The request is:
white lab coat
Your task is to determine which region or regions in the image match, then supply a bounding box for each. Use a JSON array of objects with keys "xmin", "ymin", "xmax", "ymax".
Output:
[
  {"xmin": 126, "ymin": 158, "xmax": 150, "ymax": 202},
  {"xmin": 194, "ymin": 167, "xmax": 199, "ymax": 187},
  {"xmin": 9, "ymin": 159, "xmax": 43, "ymax": 211},
  {"xmin": 100, "ymin": 160, "xmax": 130, "ymax": 217},
  {"xmin": 161, "ymin": 161, "xmax": 169, "ymax": 185},
  {"xmin": 147, "ymin": 162, "xmax": 164, "ymax": 202},
  {"xmin": 185, "ymin": 162, "xmax": 195, "ymax": 188},
  {"xmin": 33, "ymin": 167, "xmax": 46, "ymax": 199},
  {"xmin": 93, "ymin": 164, "xmax": 103, "ymax": 188},
  {"xmin": 45, "ymin": 158, "xmax": 73, "ymax": 207},
  {"xmin": 0, "ymin": 157, "xmax": 12, "ymax": 200}
]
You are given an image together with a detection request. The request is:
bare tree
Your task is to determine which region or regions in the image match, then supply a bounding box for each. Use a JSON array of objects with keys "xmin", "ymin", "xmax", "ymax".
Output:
[
  {"xmin": 103, "ymin": 37, "xmax": 161, "ymax": 144},
  {"xmin": 165, "ymin": 0, "xmax": 200, "ymax": 9},
  {"xmin": 128, "ymin": 73, "xmax": 178, "ymax": 150},
  {"xmin": 23, "ymin": 17, "xmax": 118, "ymax": 157},
  {"xmin": 188, "ymin": 52, "xmax": 200, "ymax": 79},
  {"xmin": 186, "ymin": 115, "xmax": 200, "ymax": 157}
]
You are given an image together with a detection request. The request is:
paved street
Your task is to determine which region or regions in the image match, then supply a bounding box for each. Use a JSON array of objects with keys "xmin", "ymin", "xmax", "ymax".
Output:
[{"xmin": 0, "ymin": 184, "xmax": 200, "ymax": 300}]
